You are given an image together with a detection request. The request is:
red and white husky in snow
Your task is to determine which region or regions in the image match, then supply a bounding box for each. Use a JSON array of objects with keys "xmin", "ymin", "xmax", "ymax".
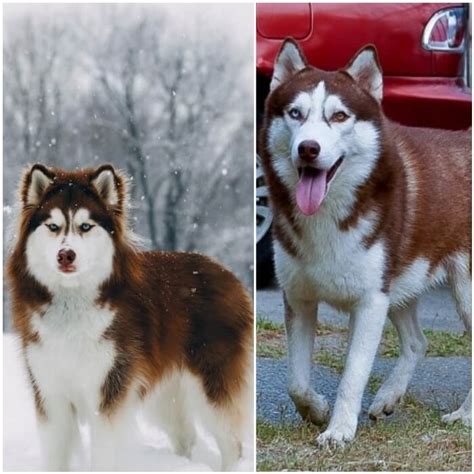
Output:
[
  {"xmin": 259, "ymin": 39, "xmax": 471, "ymax": 445},
  {"xmin": 7, "ymin": 164, "xmax": 253, "ymax": 470}
]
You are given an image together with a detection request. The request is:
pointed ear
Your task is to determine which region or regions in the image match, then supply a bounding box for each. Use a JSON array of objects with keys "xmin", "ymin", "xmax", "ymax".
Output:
[
  {"xmin": 22, "ymin": 164, "xmax": 54, "ymax": 206},
  {"xmin": 345, "ymin": 45, "xmax": 383, "ymax": 102},
  {"xmin": 270, "ymin": 38, "xmax": 308, "ymax": 91},
  {"xmin": 91, "ymin": 164, "xmax": 123, "ymax": 207}
]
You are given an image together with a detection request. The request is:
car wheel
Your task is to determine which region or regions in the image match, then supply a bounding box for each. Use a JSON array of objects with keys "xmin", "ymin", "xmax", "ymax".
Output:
[{"xmin": 256, "ymin": 154, "xmax": 274, "ymax": 287}]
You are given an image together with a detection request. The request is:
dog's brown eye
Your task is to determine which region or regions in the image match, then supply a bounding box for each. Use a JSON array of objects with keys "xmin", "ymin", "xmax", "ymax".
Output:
[
  {"xmin": 80, "ymin": 223, "xmax": 94, "ymax": 232},
  {"xmin": 46, "ymin": 223, "xmax": 60, "ymax": 232},
  {"xmin": 331, "ymin": 111, "xmax": 349, "ymax": 123},
  {"xmin": 288, "ymin": 108, "xmax": 303, "ymax": 120}
]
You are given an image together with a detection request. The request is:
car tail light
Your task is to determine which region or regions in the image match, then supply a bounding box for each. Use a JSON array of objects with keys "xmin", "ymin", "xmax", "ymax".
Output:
[{"xmin": 422, "ymin": 7, "xmax": 467, "ymax": 52}]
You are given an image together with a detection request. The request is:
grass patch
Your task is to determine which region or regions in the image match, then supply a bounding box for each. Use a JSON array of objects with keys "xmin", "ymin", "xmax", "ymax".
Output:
[
  {"xmin": 316, "ymin": 323, "xmax": 348, "ymax": 336},
  {"xmin": 257, "ymin": 327, "xmax": 346, "ymax": 371},
  {"xmin": 257, "ymin": 319, "xmax": 471, "ymax": 361},
  {"xmin": 256, "ymin": 317, "xmax": 284, "ymax": 332},
  {"xmin": 367, "ymin": 374, "xmax": 384, "ymax": 395},
  {"xmin": 257, "ymin": 398, "xmax": 471, "ymax": 471},
  {"xmin": 256, "ymin": 320, "xmax": 348, "ymax": 360},
  {"xmin": 314, "ymin": 350, "xmax": 345, "ymax": 373},
  {"xmin": 257, "ymin": 317, "xmax": 285, "ymax": 358},
  {"xmin": 257, "ymin": 330, "xmax": 286, "ymax": 358},
  {"xmin": 381, "ymin": 329, "xmax": 470, "ymax": 358}
]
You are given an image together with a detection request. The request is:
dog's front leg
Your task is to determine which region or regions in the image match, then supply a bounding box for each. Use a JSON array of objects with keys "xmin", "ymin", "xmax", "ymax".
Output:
[
  {"xmin": 37, "ymin": 396, "xmax": 79, "ymax": 471},
  {"xmin": 317, "ymin": 291, "xmax": 388, "ymax": 445},
  {"xmin": 90, "ymin": 405, "xmax": 135, "ymax": 471},
  {"xmin": 90, "ymin": 414, "xmax": 115, "ymax": 471},
  {"xmin": 285, "ymin": 292, "xmax": 329, "ymax": 425}
]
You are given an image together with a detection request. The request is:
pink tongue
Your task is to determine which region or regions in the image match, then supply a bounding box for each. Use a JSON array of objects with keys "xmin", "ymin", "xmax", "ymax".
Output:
[{"xmin": 296, "ymin": 168, "xmax": 327, "ymax": 216}]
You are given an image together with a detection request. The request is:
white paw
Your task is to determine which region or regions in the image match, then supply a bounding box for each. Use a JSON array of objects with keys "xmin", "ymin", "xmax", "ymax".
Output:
[
  {"xmin": 290, "ymin": 389, "xmax": 330, "ymax": 426},
  {"xmin": 316, "ymin": 420, "xmax": 357, "ymax": 447},
  {"xmin": 368, "ymin": 389, "xmax": 403, "ymax": 420},
  {"xmin": 442, "ymin": 409, "xmax": 471, "ymax": 427}
]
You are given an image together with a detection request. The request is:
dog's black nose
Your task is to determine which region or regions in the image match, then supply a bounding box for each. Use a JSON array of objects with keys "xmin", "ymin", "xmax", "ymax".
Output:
[
  {"xmin": 57, "ymin": 249, "xmax": 76, "ymax": 266},
  {"xmin": 298, "ymin": 140, "xmax": 320, "ymax": 162}
]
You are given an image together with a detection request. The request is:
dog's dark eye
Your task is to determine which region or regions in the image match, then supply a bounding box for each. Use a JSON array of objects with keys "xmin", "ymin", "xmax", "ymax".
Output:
[
  {"xmin": 331, "ymin": 111, "xmax": 349, "ymax": 123},
  {"xmin": 46, "ymin": 223, "xmax": 60, "ymax": 232},
  {"xmin": 288, "ymin": 108, "xmax": 303, "ymax": 120},
  {"xmin": 80, "ymin": 223, "xmax": 94, "ymax": 232}
]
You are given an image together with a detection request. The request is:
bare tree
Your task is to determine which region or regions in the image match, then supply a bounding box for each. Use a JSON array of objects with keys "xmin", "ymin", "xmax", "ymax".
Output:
[
  {"xmin": 3, "ymin": 4, "xmax": 254, "ymax": 297},
  {"xmin": 4, "ymin": 15, "xmax": 68, "ymax": 166}
]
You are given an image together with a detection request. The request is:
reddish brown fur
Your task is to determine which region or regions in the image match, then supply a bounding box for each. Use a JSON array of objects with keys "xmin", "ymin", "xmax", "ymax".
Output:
[
  {"xmin": 258, "ymin": 41, "xmax": 471, "ymax": 287},
  {"xmin": 7, "ymin": 165, "xmax": 253, "ymax": 416},
  {"xmin": 26, "ymin": 363, "xmax": 47, "ymax": 420},
  {"xmin": 343, "ymin": 121, "xmax": 471, "ymax": 288},
  {"xmin": 98, "ymin": 249, "xmax": 253, "ymax": 412}
]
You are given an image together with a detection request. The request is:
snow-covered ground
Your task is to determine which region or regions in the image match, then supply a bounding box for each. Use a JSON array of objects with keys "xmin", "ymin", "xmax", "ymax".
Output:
[{"xmin": 3, "ymin": 334, "xmax": 254, "ymax": 471}]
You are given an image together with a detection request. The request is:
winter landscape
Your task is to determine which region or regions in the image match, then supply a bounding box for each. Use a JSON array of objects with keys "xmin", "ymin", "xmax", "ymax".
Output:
[{"xmin": 3, "ymin": 3, "xmax": 254, "ymax": 309}]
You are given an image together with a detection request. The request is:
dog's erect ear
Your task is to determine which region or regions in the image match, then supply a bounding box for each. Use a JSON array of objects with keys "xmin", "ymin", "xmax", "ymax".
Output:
[
  {"xmin": 270, "ymin": 38, "xmax": 308, "ymax": 91},
  {"xmin": 91, "ymin": 164, "xmax": 123, "ymax": 207},
  {"xmin": 345, "ymin": 45, "xmax": 383, "ymax": 103},
  {"xmin": 22, "ymin": 164, "xmax": 54, "ymax": 206}
]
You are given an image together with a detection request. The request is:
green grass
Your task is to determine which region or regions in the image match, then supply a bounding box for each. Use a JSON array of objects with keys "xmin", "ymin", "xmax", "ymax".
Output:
[
  {"xmin": 381, "ymin": 328, "xmax": 470, "ymax": 358},
  {"xmin": 256, "ymin": 317, "xmax": 283, "ymax": 332},
  {"xmin": 257, "ymin": 319, "xmax": 471, "ymax": 360},
  {"xmin": 367, "ymin": 374, "xmax": 384, "ymax": 395},
  {"xmin": 257, "ymin": 336, "xmax": 286, "ymax": 358},
  {"xmin": 257, "ymin": 317, "xmax": 286, "ymax": 358},
  {"xmin": 257, "ymin": 398, "xmax": 472, "ymax": 471},
  {"xmin": 314, "ymin": 350, "xmax": 345, "ymax": 373}
]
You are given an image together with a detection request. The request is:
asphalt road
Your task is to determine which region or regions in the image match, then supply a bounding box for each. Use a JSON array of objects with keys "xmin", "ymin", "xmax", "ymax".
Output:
[
  {"xmin": 257, "ymin": 286, "xmax": 471, "ymax": 425},
  {"xmin": 257, "ymin": 356, "xmax": 471, "ymax": 425}
]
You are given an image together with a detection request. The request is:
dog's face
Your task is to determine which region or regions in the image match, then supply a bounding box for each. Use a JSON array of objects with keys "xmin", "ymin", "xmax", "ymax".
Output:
[
  {"xmin": 264, "ymin": 40, "xmax": 383, "ymax": 216},
  {"xmin": 19, "ymin": 164, "xmax": 126, "ymax": 292}
]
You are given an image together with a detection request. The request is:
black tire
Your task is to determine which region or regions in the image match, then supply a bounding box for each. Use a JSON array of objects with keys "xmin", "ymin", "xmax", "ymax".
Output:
[{"xmin": 257, "ymin": 227, "xmax": 274, "ymax": 288}]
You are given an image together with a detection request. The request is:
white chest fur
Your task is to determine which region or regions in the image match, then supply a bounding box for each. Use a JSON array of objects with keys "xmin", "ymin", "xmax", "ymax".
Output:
[
  {"xmin": 26, "ymin": 295, "xmax": 116, "ymax": 420},
  {"xmin": 275, "ymin": 210, "xmax": 450, "ymax": 311},
  {"xmin": 275, "ymin": 211, "xmax": 385, "ymax": 311}
]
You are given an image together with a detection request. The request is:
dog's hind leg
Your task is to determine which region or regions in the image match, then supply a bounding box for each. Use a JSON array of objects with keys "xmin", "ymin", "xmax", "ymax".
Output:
[
  {"xmin": 192, "ymin": 377, "xmax": 249, "ymax": 471},
  {"xmin": 208, "ymin": 404, "xmax": 245, "ymax": 471},
  {"xmin": 284, "ymin": 292, "xmax": 329, "ymax": 425},
  {"xmin": 146, "ymin": 372, "xmax": 197, "ymax": 458},
  {"xmin": 368, "ymin": 299, "xmax": 427, "ymax": 420},
  {"xmin": 190, "ymin": 345, "xmax": 252, "ymax": 471},
  {"xmin": 447, "ymin": 253, "xmax": 472, "ymax": 333},
  {"xmin": 442, "ymin": 256, "xmax": 471, "ymax": 426}
]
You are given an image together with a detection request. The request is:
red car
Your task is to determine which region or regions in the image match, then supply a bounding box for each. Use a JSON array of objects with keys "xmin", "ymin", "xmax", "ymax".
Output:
[{"xmin": 256, "ymin": 2, "xmax": 471, "ymax": 285}]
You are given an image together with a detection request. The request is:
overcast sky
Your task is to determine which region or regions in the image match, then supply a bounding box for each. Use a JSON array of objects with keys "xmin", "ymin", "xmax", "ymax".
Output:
[{"xmin": 4, "ymin": 3, "xmax": 254, "ymax": 48}]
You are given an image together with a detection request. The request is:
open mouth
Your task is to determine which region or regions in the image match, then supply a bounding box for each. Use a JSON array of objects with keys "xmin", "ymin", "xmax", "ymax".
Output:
[{"xmin": 296, "ymin": 156, "xmax": 344, "ymax": 216}]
